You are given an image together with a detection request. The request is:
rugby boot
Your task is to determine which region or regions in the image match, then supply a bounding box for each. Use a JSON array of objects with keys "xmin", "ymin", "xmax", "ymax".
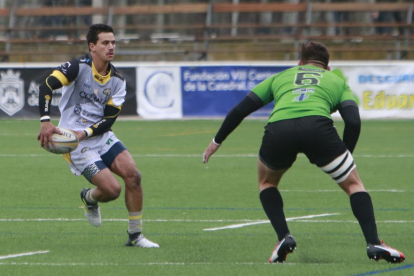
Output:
[
  {"xmin": 126, "ymin": 232, "xmax": 159, "ymax": 248},
  {"xmin": 367, "ymin": 240, "xmax": 405, "ymax": 263},
  {"xmin": 269, "ymin": 234, "xmax": 297, "ymax": 263},
  {"xmin": 80, "ymin": 188, "xmax": 101, "ymax": 227}
]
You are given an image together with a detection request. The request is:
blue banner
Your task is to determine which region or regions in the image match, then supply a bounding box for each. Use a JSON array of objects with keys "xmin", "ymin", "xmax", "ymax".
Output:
[{"xmin": 181, "ymin": 66, "xmax": 291, "ymax": 117}]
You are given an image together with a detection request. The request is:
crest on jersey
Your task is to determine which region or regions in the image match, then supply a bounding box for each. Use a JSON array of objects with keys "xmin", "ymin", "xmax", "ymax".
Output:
[{"xmin": 0, "ymin": 69, "xmax": 24, "ymax": 116}]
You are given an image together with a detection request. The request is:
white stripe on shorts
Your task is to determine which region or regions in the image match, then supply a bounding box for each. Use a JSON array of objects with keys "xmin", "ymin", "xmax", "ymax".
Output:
[
  {"xmin": 320, "ymin": 151, "xmax": 348, "ymax": 173},
  {"xmin": 319, "ymin": 150, "xmax": 356, "ymax": 183}
]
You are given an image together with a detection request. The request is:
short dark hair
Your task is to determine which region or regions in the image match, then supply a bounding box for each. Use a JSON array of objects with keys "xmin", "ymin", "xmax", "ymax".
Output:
[
  {"xmin": 300, "ymin": 41, "xmax": 330, "ymax": 68},
  {"xmin": 86, "ymin": 24, "xmax": 114, "ymax": 49}
]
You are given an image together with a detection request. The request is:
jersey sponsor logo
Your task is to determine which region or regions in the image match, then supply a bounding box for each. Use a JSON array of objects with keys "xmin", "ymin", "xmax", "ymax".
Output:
[
  {"xmin": 144, "ymin": 71, "xmax": 175, "ymax": 108},
  {"xmin": 79, "ymin": 58, "xmax": 90, "ymax": 63},
  {"xmin": 298, "ymin": 67, "xmax": 324, "ymax": 72},
  {"xmin": 94, "ymin": 74, "xmax": 104, "ymax": 82},
  {"xmin": 74, "ymin": 103, "xmax": 101, "ymax": 118},
  {"xmin": 74, "ymin": 103, "xmax": 82, "ymax": 115},
  {"xmin": 79, "ymin": 91, "xmax": 106, "ymax": 105},
  {"xmin": 0, "ymin": 69, "xmax": 24, "ymax": 116},
  {"xmin": 82, "ymin": 109, "xmax": 100, "ymax": 118},
  {"xmin": 84, "ymin": 78, "xmax": 91, "ymax": 88},
  {"xmin": 44, "ymin": 95, "xmax": 51, "ymax": 112},
  {"xmin": 93, "ymin": 119, "xmax": 106, "ymax": 128},
  {"xmin": 292, "ymin": 88, "xmax": 314, "ymax": 102}
]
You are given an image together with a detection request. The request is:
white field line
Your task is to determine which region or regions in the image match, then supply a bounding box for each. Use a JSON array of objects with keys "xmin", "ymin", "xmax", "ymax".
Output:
[
  {"xmin": 0, "ymin": 262, "xmax": 337, "ymax": 266},
  {"xmin": 0, "ymin": 251, "xmax": 49, "ymax": 260},
  {"xmin": 289, "ymin": 220, "xmax": 414, "ymax": 224},
  {"xmin": 1, "ymin": 218, "xmax": 413, "ymax": 224},
  {"xmin": 203, "ymin": 213, "xmax": 339, "ymax": 231},
  {"xmin": 1, "ymin": 154, "xmax": 414, "ymax": 158},
  {"xmin": 0, "ymin": 219, "xmax": 271, "ymax": 222}
]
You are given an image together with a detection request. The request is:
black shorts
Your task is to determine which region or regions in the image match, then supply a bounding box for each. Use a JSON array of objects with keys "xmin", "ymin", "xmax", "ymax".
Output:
[{"xmin": 259, "ymin": 116, "xmax": 348, "ymax": 170}]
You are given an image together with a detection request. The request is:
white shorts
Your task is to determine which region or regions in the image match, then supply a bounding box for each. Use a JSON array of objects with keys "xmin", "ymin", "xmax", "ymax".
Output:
[{"xmin": 64, "ymin": 131, "xmax": 124, "ymax": 176}]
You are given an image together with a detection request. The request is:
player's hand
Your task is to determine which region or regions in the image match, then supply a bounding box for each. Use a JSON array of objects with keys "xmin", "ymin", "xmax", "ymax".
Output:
[
  {"xmin": 203, "ymin": 140, "xmax": 221, "ymax": 163},
  {"xmin": 73, "ymin": 130, "xmax": 86, "ymax": 142},
  {"xmin": 38, "ymin": 121, "xmax": 61, "ymax": 149}
]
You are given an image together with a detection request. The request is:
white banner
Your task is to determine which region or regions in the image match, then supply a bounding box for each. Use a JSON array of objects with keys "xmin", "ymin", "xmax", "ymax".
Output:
[
  {"xmin": 137, "ymin": 66, "xmax": 182, "ymax": 119},
  {"xmin": 331, "ymin": 65, "xmax": 414, "ymax": 119}
]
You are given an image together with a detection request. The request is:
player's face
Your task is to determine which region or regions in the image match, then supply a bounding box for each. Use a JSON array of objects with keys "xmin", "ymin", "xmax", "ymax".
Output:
[{"xmin": 90, "ymin": 32, "xmax": 116, "ymax": 62}]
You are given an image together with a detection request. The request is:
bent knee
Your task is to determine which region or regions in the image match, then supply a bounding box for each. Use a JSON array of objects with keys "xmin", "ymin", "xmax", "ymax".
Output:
[
  {"xmin": 106, "ymin": 185, "xmax": 122, "ymax": 200},
  {"xmin": 124, "ymin": 170, "xmax": 142, "ymax": 187}
]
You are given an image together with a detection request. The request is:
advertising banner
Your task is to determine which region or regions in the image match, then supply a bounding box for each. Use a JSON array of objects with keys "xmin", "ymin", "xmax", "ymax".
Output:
[
  {"xmin": 137, "ymin": 66, "xmax": 182, "ymax": 119},
  {"xmin": 331, "ymin": 65, "xmax": 414, "ymax": 119},
  {"xmin": 181, "ymin": 66, "xmax": 290, "ymax": 117},
  {"xmin": 0, "ymin": 66, "xmax": 137, "ymax": 118}
]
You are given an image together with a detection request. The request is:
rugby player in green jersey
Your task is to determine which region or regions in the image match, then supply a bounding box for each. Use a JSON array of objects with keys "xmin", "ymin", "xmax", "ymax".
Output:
[{"xmin": 203, "ymin": 41, "xmax": 405, "ymax": 264}]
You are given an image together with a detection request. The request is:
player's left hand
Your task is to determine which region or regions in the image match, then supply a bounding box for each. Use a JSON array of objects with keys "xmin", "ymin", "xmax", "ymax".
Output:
[{"xmin": 203, "ymin": 140, "xmax": 221, "ymax": 163}]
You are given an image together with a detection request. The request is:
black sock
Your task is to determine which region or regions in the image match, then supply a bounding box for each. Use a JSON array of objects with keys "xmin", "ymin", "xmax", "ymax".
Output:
[
  {"xmin": 350, "ymin": 191, "xmax": 381, "ymax": 245},
  {"xmin": 260, "ymin": 187, "xmax": 290, "ymax": 241}
]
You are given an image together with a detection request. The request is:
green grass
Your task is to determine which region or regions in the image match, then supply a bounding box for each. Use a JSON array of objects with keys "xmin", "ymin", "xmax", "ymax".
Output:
[{"xmin": 0, "ymin": 119, "xmax": 413, "ymax": 276}]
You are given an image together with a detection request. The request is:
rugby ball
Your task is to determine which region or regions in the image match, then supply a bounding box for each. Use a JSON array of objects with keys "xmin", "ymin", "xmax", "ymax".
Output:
[{"xmin": 43, "ymin": 127, "xmax": 79, "ymax": 154}]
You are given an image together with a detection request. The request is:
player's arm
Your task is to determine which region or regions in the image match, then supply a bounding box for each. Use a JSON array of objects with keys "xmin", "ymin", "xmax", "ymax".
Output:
[
  {"xmin": 38, "ymin": 59, "xmax": 78, "ymax": 148},
  {"xmin": 37, "ymin": 75, "xmax": 65, "ymax": 148},
  {"xmin": 82, "ymin": 101, "xmax": 122, "ymax": 139},
  {"xmin": 338, "ymin": 100, "xmax": 361, "ymax": 154},
  {"xmin": 215, "ymin": 92, "xmax": 264, "ymax": 144},
  {"xmin": 203, "ymin": 92, "xmax": 263, "ymax": 163}
]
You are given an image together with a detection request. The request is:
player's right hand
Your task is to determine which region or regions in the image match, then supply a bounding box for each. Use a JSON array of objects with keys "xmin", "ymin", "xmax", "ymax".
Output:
[
  {"xmin": 203, "ymin": 140, "xmax": 221, "ymax": 163},
  {"xmin": 38, "ymin": 121, "xmax": 61, "ymax": 149}
]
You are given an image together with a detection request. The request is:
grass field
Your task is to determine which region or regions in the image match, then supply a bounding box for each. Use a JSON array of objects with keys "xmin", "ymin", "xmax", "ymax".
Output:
[{"xmin": 0, "ymin": 118, "xmax": 413, "ymax": 276}]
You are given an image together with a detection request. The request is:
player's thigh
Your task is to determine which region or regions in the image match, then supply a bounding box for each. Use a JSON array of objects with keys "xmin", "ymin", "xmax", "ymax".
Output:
[
  {"xmin": 259, "ymin": 120, "xmax": 300, "ymax": 171},
  {"xmin": 111, "ymin": 150, "xmax": 140, "ymax": 180},
  {"xmin": 301, "ymin": 116, "xmax": 357, "ymax": 184},
  {"xmin": 97, "ymin": 132, "xmax": 139, "ymax": 179}
]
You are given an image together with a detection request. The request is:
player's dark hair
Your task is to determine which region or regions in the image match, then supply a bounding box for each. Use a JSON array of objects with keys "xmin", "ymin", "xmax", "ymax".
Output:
[
  {"xmin": 86, "ymin": 24, "xmax": 114, "ymax": 51},
  {"xmin": 300, "ymin": 41, "xmax": 330, "ymax": 69}
]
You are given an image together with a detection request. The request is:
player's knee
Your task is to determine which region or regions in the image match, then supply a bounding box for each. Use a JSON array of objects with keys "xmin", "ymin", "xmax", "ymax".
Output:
[
  {"xmin": 105, "ymin": 184, "xmax": 122, "ymax": 200},
  {"xmin": 124, "ymin": 169, "xmax": 142, "ymax": 187}
]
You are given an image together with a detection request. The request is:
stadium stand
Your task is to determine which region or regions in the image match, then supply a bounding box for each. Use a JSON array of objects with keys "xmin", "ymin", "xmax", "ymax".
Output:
[{"xmin": 0, "ymin": 0, "xmax": 412, "ymax": 62}]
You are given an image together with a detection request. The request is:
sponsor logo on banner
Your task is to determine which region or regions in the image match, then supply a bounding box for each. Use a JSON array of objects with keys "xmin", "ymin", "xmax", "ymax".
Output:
[
  {"xmin": 144, "ymin": 71, "xmax": 175, "ymax": 109},
  {"xmin": 0, "ymin": 70, "xmax": 24, "ymax": 116},
  {"xmin": 331, "ymin": 66, "xmax": 414, "ymax": 119},
  {"xmin": 137, "ymin": 66, "xmax": 182, "ymax": 119}
]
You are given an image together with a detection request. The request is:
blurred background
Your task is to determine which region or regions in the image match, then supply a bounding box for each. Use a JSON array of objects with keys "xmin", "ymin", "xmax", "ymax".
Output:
[
  {"xmin": 0, "ymin": 0, "xmax": 413, "ymax": 120},
  {"xmin": 0, "ymin": 0, "xmax": 412, "ymax": 62}
]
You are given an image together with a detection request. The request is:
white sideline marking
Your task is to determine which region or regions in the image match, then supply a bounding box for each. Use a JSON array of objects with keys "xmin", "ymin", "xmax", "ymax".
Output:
[
  {"xmin": 1, "ymin": 218, "xmax": 413, "ymax": 224},
  {"xmin": 289, "ymin": 220, "xmax": 414, "ymax": 224},
  {"xmin": 0, "ymin": 218, "xmax": 272, "ymax": 222},
  {"xmin": 1, "ymin": 154, "xmax": 414, "ymax": 158},
  {"xmin": 0, "ymin": 251, "xmax": 49, "ymax": 260},
  {"xmin": 279, "ymin": 189, "xmax": 405, "ymax": 193},
  {"xmin": 203, "ymin": 213, "xmax": 339, "ymax": 231},
  {"xmin": 0, "ymin": 262, "xmax": 336, "ymax": 266}
]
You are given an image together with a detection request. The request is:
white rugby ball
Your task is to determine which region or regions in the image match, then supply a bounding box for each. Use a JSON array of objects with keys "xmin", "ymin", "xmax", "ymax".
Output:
[{"xmin": 43, "ymin": 127, "xmax": 79, "ymax": 154}]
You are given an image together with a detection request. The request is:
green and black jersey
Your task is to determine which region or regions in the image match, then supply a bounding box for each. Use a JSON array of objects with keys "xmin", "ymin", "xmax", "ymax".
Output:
[{"xmin": 250, "ymin": 65, "xmax": 355, "ymax": 123}]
